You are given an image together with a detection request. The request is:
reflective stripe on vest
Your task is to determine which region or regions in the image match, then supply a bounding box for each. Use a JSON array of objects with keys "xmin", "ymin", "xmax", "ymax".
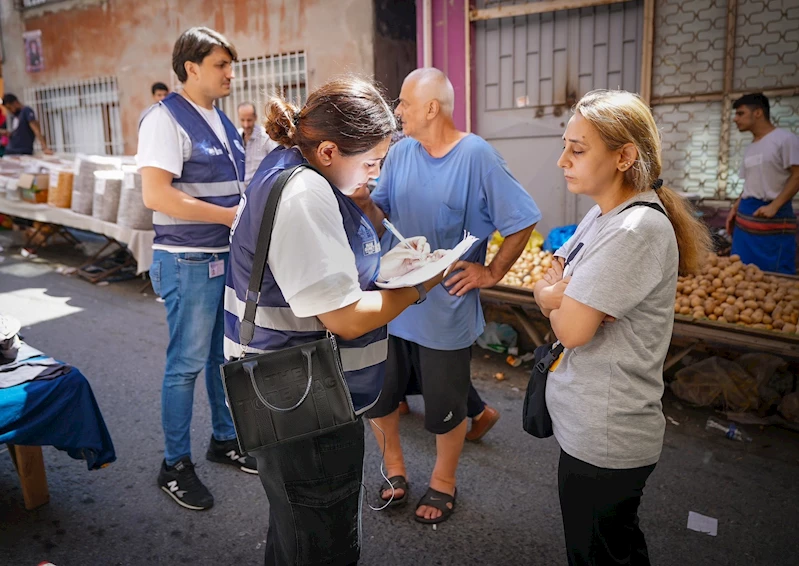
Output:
[
  {"xmin": 150, "ymin": 93, "xmax": 245, "ymax": 249},
  {"xmin": 223, "ymin": 147, "xmax": 386, "ymax": 414}
]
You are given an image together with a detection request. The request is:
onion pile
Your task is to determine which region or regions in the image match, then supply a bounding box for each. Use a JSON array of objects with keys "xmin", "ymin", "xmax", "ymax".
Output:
[
  {"xmin": 675, "ymin": 254, "xmax": 799, "ymax": 334},
  {"xmin": 486, "ymin": 239, "xmax": 554, "ymax": 289}
]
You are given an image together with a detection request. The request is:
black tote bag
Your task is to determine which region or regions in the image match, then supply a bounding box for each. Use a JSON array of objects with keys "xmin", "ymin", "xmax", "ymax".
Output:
[{"xmin": 220, "ymin": 165, "xmax": 356, "ymax": 454}]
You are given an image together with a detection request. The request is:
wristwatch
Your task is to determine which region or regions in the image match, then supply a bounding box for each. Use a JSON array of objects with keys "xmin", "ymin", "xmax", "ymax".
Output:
[{"xmin": 414, "ymin": 283, "xmax": 427, "ymax": 304}]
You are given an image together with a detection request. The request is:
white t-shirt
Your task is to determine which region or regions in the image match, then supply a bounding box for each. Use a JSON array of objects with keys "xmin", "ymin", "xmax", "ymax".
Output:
[
  {"xmin": 136, "ymin": 99, "xmax": 229, "ymax": 177},
  {"xmin": 136, "ymin": 98, "xmax": 236, "ymax": 254},
  {"xmin": 739, "ymin": 127, "xmax": 799, "ymax": 201},
  {"xmin": 263, "ymin": 168, "xmax": 363, "ymax": 317}
]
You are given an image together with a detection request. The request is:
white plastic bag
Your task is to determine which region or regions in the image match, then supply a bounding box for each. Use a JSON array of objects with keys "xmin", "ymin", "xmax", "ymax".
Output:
[{"xmin": 477, "ymin": 322, "xmax": 518, "ymax": 353}]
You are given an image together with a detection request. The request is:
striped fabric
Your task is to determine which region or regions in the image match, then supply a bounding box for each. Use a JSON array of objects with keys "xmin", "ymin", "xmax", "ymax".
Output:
[
  {"xmin": 732, "ymin": 197, "xmax": 797, "ymax": 274},
  {"xmin": 153, "ymin": 93, "xmax": 245, "ymax": 250}
]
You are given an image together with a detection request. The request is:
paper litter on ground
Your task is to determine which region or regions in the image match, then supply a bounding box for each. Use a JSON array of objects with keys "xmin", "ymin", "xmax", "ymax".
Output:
[{"xmin": 687, "ymin": 511, "xmax": 718, "ymax": 536}]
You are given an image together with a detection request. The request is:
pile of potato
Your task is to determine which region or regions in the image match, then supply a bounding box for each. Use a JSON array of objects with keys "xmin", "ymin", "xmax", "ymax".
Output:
[
  {"xmin": 675, "ymin": 254, "xmax": 799, "ymax": 334},
  {"xmin": 486, "ymin": 234, "xmax": 555, "ymax": 290}
]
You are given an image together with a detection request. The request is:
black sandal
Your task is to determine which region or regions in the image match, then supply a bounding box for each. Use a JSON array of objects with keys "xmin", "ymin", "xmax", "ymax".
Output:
[
  {"xmin": 377, "ymin": 475, "xmax": 409, "ymax": 508},
  {"xmin": 414, "ymin": 487, "xmax": 457, "ymax": 524}
]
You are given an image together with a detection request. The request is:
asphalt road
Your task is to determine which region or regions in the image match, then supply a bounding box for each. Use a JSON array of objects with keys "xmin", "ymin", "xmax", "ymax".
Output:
[{"xmin": 1, "ymin": 232, "xmax": 798, "ymax": 566}]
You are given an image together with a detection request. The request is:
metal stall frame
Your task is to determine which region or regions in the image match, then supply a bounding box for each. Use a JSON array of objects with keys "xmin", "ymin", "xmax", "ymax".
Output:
[{"xmin": 640, "ymin": 0, "xmax": 799, "ymax": 203}]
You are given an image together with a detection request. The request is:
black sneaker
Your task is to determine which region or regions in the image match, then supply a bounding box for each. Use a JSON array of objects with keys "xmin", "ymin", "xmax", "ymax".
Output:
[
  {"xmin": 206, "ymin": 436, "xmax": 258, "ymax": 474},
  {"xmin": 158, "ymin": 457, "xmax": 214, "ymax": 511}
]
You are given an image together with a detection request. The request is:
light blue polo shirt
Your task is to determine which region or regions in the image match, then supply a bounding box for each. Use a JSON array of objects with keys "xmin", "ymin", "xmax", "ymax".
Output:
[{"xmin": 372, "ymin": 134, "xmax": 542, "ymax": 350}]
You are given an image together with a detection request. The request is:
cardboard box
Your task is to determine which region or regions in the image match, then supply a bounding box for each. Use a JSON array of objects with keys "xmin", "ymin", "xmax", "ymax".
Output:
[{"xmin": 18, "ymin": 173, "xmax": 49, "ymax": 204}]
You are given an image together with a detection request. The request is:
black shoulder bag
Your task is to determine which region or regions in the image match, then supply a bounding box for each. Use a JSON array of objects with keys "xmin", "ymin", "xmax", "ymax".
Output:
[
  {"xmin": 522, "ymin": 200, "xmax": 667, "ymax": 438},
  {"xmin": 220, "ymin": 165, "xmax": 356, "ymax": 454}
]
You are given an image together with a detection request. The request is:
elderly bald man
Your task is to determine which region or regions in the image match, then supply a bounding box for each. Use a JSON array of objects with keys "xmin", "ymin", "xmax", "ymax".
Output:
[
  {"xmin": 356, "ymin": 68, "xmax": 542, "ymax": 523},
  {"xmin": 237, "ymin": 102, "xmax": 278, "ymax": 186}
]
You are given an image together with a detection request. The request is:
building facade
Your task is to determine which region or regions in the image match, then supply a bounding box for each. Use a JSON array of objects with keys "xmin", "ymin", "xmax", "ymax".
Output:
[{"xmin": 0, "ymin": 0, "xmax": 415, "ymax": 155}]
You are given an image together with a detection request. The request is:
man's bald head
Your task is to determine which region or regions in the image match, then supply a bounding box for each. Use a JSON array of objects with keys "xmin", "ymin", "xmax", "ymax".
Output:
[
  {"xmin": 403, "ymin": 68, "xmax": 455, "ymax": 117},
  {"xmin": 238, "ymin": 102, "xmax": 256, "ymax": 115},
  {"xmin": 238, "ymin": 102, "xmax": 258, "ymax": 137}
]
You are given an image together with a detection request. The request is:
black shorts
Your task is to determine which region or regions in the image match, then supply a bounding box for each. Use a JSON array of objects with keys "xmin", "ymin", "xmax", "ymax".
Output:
[{"xmin": 367, "ymin": 336, "xmax": 471, "ymax": 434}]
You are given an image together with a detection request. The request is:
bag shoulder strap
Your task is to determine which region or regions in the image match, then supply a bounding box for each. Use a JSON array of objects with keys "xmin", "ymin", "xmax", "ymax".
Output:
[
  {"xmin": 240, "ymin": 163, "xmax": 317, "ymax": 347},
  {"xmin": 620, "ymin": 201, "xmax": 667, "ymax": 217}
]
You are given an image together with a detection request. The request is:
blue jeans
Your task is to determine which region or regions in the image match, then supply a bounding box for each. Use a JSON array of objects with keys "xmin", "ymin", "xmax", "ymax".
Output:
[{"xmin": 150, "ymin": 250, "xmax": 236, "ymax": 466}]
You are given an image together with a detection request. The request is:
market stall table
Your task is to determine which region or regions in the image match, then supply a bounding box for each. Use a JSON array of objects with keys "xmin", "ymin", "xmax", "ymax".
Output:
[
  {"xmin": 0, "ymin": 195, "xmax": 153, "ymax": 280},
  {"xmin": 1, "ymin": 366, "xmax": 116, "ymax": 510},
  {"xmin": 481, "ymin": 279, "xmax": 799, "ymax": 367}
]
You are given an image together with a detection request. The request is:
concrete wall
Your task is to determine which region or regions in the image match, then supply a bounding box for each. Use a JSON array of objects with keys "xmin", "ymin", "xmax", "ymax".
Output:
[{"xmin": 0, "ymin": 0, "xmax": 376, "ymax": 154}]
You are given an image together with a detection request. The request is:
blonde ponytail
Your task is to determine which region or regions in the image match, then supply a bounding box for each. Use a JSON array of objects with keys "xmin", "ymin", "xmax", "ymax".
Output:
[
  {"xmin": 575, "ymin": 90, "xmax": 712, "ymax": 275},
  {"xmin": 656, "ymin": 186, "xmax": 713, "ymax": 275}
]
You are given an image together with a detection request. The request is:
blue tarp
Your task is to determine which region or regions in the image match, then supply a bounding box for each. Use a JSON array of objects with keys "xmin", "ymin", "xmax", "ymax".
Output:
[
  {"xmin": 0, "ymin": 367, "xmax": 116, "ymax": 470},
  {"xmin": 543, "ymin": 224, "xmax": 579, "ymax": 253}
]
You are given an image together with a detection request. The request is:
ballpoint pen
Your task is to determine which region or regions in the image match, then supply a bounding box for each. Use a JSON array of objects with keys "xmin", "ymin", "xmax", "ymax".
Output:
[{"xmin": 382, "ymin": 218, "xmax": 422, "ymax": 256}]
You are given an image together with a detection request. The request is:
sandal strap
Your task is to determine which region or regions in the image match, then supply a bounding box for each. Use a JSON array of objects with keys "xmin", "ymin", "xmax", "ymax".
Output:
[
  {"xmin": 416, "ymin": 487, "xmax": 456, "ymax": 512},
  {"xmin": 385, "ymin": 475, "xmax": 408, "ymax": 490}
]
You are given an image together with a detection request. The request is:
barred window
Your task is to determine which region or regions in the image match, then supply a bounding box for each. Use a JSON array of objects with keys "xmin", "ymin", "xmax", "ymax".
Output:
[
  {"xmin": 23, "ymin": 76, "xmax": 124, "ymax": 155},
  {"xmin": 172, "ymin": 52, "xmax": 308, "ymax": 118}
]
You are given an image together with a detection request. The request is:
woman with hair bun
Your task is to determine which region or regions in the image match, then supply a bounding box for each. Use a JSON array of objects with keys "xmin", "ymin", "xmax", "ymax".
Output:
[
  {"xmin": 224, "ymin": 77, "xmax": 444, "ymax": 566},
  {"xmin": 533, "ymin": 89, "xmax": 712, "ymax": 566}
]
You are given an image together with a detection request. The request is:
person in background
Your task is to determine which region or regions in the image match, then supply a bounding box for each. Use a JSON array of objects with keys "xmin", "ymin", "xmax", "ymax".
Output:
[
  {"xmin": 355, "ymin": 68, "xmax": 541, "ymax": 523},
  {"xmin": 140, "ymin": 83, "xmax": 171, "ymax": 122},
  {"xmin": 534, "ymin": 89, "xmax": 712, "ymax": 565},
  {"xmin": 237, "ymin": 101, "xmax": 278, "ymax": 186},
  {"xmin": 726, "ymin": 93, "xmax": 799, "ymax": 274},
  {"xmin": 1, "ymin": 93, "xmax": 52, "ymax": 155},
  {"xmin": 137, "ymin": 27, "xmax": 253, "ymax": 512},
  {"xmin": 0, "ymin": 110, "xmax": 8, "ymax": 156},
  {"xmin": 226, "ymin": 77, "xmax": 445, "ymax": 566},
  {"xmin": 151, "ymin": 82, "xmax": 170, "ymax": 103}
]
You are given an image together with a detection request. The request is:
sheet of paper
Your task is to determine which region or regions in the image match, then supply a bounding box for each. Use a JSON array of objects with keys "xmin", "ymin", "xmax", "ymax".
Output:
[
  {"xmin": 687, "ymin": 511, "xmax": 718, "ymax": 536},
  {"xmin": 375, "ymin": 234, "xmax": 479, "ymax": 289}
]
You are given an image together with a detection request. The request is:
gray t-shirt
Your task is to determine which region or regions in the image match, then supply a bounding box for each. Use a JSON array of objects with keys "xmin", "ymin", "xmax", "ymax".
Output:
[
  {"xmin": 546, "ymin": 191, "xmax": 678, "ymax": 469},
  {"xmin": 739, "ymin": 127, "xmax": 799, "ymax": 201}
]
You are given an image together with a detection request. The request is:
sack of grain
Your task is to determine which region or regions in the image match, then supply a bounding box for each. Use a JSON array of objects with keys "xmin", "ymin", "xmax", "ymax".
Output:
[
  {"xmin": 92, "ymin": 170, "xmax": 125, "ymax": 223},
  {"xmin": 117, "ymin": 167, "xmax": 153, "ymax": 230},
  {"xmin": 47, "ymin": 170, "xmax": 74, "ymax": 208},
  {"xmin": 0, "ymin": 176, "xmax": 20, "ymax": 201},
  {"xmin": 71, "ymin": 154, "xmax": 121, "ymax": 215}
]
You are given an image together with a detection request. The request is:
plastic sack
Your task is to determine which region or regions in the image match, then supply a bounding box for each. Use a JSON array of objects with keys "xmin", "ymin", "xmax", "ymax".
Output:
[
  {"xmin": 543, "ymin": 225, "xmax": 578, "ymax": 253},
  {"xmin": 778, "ymin": 393, "xmax": 799, "ymax": 423},
  {"xmin": 476, "ymin": 322, "xmax": 518, "ymax": 354},
  {"xmin": 735, "ymin": 353, "xmax": 788, "ymax": 411},
  {"xmin": 670, "ymin": 356, "xmax": 760, "ymax": 412}
]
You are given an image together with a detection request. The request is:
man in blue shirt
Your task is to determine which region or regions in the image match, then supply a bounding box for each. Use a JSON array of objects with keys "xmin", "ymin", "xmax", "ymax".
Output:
[
  {"xmin": 358, "ymin": 68, "xmax": 541, "ymax": 523},
  {"xmin": 2, "ymin": 93, "xmax": 52, "ymax": 155}
]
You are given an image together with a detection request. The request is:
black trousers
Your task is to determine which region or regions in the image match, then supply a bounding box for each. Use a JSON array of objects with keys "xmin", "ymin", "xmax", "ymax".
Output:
[
  {"xmin": 253, "ymin": 418, "xmax": 364, "ymax": 566},
  {"xmin": 558, "ymin": 450, "xmax": 656, "ymax": 566}
]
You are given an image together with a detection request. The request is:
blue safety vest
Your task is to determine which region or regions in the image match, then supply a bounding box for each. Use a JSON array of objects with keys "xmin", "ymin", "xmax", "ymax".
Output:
[
  {"xmin": 145, "ymin": 92, "xmax": 245, "ymax": 250},
  {"xmin": 224, "ymin": 147, "xmax": 386, "ymax": 414}
]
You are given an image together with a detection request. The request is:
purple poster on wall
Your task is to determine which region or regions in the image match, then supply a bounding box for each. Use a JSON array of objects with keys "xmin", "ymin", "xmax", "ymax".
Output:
[{"xmin": 23, "ymin": 30, "xmax": 44, "ymax": 73}]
